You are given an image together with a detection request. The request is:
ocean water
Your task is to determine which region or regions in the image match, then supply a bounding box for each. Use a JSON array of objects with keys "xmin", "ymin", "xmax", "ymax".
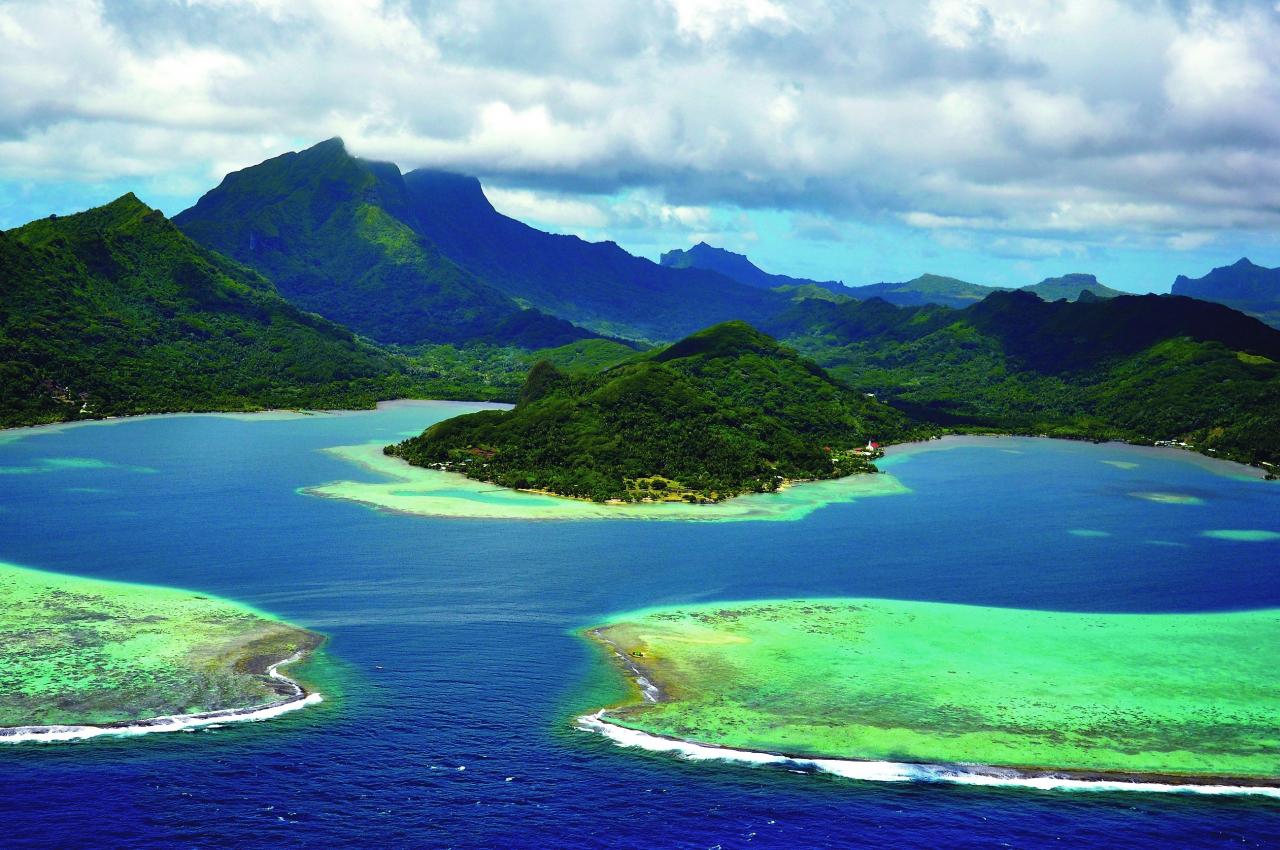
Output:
[{"xmin": 0, "ymin": 401, "xmax": 1277, "ymax": 848}]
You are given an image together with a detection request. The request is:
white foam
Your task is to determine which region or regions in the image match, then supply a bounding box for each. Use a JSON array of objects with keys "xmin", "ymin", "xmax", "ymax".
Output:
[
  {"xmin": 575, "ymin": 712, "xmax": 1280, "ymax": 797},
  {"xmin": 1, "ymin": 652, "xmax": 321, "ymax": 743}
]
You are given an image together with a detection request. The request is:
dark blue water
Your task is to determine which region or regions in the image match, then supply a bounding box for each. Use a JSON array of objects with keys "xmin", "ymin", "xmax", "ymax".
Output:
[{"xmin": 1, "ymin": 403, "xmax": 1278, "ymax": 849}]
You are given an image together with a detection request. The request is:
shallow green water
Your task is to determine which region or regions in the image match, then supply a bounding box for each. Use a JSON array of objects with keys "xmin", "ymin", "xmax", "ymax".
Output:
[{"xmin": 595, "ymin": 599, "xmax": 1280, "ymax": 779}]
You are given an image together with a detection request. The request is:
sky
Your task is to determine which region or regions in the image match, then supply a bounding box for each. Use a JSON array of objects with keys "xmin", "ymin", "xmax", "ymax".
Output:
[{"xmin": 2, "ymin": 0, "xmax": 1279, "ymax": 292}]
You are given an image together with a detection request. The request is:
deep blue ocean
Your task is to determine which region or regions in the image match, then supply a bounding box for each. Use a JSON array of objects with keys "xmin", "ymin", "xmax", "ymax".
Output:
[{"xmin": 1, "ymin": 402, "xmax": 1277, "ymax": 849}]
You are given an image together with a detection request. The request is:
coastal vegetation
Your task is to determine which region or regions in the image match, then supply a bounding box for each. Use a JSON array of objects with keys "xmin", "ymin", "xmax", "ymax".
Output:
[
  {"xmin": 0, "ymin": 561, "xmax": 321, "ymax": 729},
  {"xmin": 588, "ymin": 599, "xmax": 1280, "ymax": 782},
  {"xmin": 765, "ymin": 290, "xmax": 1280, "ymax": 466},
  {"xmin": 310, "ymin": 433, "xmax": 909, "ymax": 522},
  {"xmin": 388, "ymin": 322, "xmax": 919, "ymax": 502}
]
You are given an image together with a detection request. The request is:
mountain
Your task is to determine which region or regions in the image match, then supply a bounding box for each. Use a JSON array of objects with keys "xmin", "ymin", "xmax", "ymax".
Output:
[
  {"xmin": 400, "ymin": 171, "xmax": 786, "ymax": 341},
  {"xmin": 388, "ymin": 321, "xmax": 917, "ymax": 502},
  {"xmin": 764, "ymin": 290, "xmax": 1280, "ymax": 465},
  {"xmin": 1021, "ymin": 273, "xmax": 1124, "ymax": 301},
  {"xmin": 660, "ymin": 242, "xmax": 848, "ymax": 295},
  {"xmin": 174, "ymin": 139, "xmax": 594, "ymax": 347},
  {"xmin": 843, "ymin": 274, "xmax": 1002, "ymax": 308},
  {"xmin": 1172, "ymin": 258, "xmax": 1280, "ymax": 329},
  {"xmin": 0, "ymin": 195, "xmax": 427, "ymax": 426}
]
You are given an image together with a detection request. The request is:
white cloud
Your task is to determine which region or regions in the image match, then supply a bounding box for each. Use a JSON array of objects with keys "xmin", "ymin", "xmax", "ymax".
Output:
[
  {"xmin": 666, "ymin": 0, "xmax": 792, "ymax": 40},
  {"xmin": 1166, "ymin": 231, "xmax": 1215, "ymax": 251},
  {"xmin": 485, "ymin": 187, "xmax": 611, "ymax": 229},
  {"xmin": 0, "ymin": 0, "xmax": 1277, "ymax": 247}
]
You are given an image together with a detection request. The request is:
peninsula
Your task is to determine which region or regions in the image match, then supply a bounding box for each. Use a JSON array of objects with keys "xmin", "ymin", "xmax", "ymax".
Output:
[
  {"xmin": 387, "ymin": 321, "xmax": 920, "ymax": 503},
  {"xmin": 0, "ymin": 561, "xmax": 322, "ymax": 739},
  {"xmin": 584, "ymin": 599, "xmax": 1280, "ymax": 787}
]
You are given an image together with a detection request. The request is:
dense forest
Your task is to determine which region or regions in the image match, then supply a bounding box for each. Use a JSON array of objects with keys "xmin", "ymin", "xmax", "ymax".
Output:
[{"xmin": 388, "ymin": 322, "xmax": 925, "ymax": 502}]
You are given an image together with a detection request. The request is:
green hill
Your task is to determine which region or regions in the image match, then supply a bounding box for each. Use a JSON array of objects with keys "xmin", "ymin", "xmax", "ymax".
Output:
[
  {"xmin": 765, "ymin": 290, "xmax": 1280, "ymax": 465},
  {"xmin": 0, "ymin": 195, "xmax": 427, "ymax": 426},
  {"xmin": 174, "ymin": 139, "xmax": 595, "ymax": 346},
  {"xmin": 388, "ymin": 321, "xmax": 917, "ymax": 502}
]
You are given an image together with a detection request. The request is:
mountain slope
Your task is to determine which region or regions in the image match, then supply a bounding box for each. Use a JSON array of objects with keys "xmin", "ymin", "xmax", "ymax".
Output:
[
  {"xmin": 1172, "ymin": 258, "xmax": 1280, "ymax": 329},
  {"xmin": 765, "ymin": 291, "xmax": 1280, "ymax": 465},
  {"xmin": 660, "ymin": 242, "xmax": 847, "ymax": 295},
  {"xmin": 0, "ymin": 195, "xmax": 424, "ymax": 426},
  {"xmin": 388, "ymin": 321, "xmax": 916, "ymax": 501},
  {"xmin": 400, "ymin": 171, "xmax": 786, "ymax": 341},
  {"xmin": 174, "ymin": 139, "xmax": 593, "ymax": 346}
]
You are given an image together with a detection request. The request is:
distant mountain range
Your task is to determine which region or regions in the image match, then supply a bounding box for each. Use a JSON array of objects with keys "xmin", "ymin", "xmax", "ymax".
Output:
[
  {"xmin": 1173, "ymin": 258, "xmax": 1280, "ymax": 329},
  {"xmin": 660, "ymin": 242, "xmax": 848, "ymax": 296},
  {"xmin": 660, "ymin": 241, "xmax": 1124, "ymax": 308}
]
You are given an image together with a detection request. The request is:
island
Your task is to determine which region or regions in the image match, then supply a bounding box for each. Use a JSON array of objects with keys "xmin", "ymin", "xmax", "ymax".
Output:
[
  {"xmin": 387, "ymin": 321, "xmax": 923, "ymax": 503},
  {"xmin": 0, "ymin": 561, "xmax": 323, "ymax": 740},
  {"xmin": 582, "ymin": 599, "xmax": 1280, "ymax": 789}
]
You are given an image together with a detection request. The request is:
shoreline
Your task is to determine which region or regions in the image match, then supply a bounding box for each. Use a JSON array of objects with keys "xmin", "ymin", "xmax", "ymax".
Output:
[
  {"xmin": 882, "ymin": 433, "xmax": 1275, "ymax": 481},
  {"xmin": 575, "ymin": 712, "xmax": 1280, "ymax": 798},
  {"xmin": 581, "ymin": 627, "xmax": 1280, "ymax": 796},
  {"xmin": 6, "ymin": 399, "xmax": 1270, "ymax": 480},
  {"xmin": 308, "ymin": 442, "xmax": 911, "ymax": 522},
  {"xmin": 0, "ymin": 648, "xmax": 322, "ymax": 744},
  {"xmin": 0, "ymin": 399, "xmax": 513, "ymax": 443}
]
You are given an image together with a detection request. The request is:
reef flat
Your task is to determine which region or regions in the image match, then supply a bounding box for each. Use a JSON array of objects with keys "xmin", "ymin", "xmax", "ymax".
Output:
[
  {"xmin": 304, "ymin": 441, "xmax": 909, "ymax": 522},
  {"xmin": 0, "ymin": 561, "xmax": 322, "ymax": 737},
  {"xmin": 585, "ymin": 599, "xmax": 1280, "ymax": 785}
]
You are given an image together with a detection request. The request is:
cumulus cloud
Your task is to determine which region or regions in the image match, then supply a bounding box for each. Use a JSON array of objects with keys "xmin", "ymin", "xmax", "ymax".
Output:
[{"xmin": 0, "ymin": 0, "xmax": 1278, "ymax": 250}]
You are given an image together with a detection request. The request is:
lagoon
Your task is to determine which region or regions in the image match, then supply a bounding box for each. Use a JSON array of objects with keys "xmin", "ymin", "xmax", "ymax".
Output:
[{"xmin": 1, "ymin": 401, "xmax": 1277, "ymax": 848}]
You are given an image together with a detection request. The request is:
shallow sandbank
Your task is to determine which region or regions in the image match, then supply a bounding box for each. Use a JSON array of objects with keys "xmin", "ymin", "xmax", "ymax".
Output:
[{"xmin": 304, "ymin": 441, "xmax": 909, "ymax": 522}]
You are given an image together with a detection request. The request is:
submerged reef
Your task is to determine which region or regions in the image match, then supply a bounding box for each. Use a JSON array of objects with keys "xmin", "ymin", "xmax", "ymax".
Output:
[{"xmin": 0, "ymin": 561, "xmax": 322, "ymax": 737}]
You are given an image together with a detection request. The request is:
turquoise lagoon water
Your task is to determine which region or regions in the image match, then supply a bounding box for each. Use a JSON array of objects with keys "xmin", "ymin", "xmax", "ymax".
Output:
[{"xmin": 0, "ymin": 401, "xmax": 1277, "ymax": 848}]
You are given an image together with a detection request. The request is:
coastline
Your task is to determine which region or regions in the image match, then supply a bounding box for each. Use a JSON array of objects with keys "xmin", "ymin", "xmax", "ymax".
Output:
[
  {"xmin": 0, "ymin": 645, "xmax": 323, "ymax": 744},
  {"xmin": 575, "ymin": 712, "xmax": 1280, "ymax": 797},
  {"xmin": 307, "ymin": 441, "xmax": 910, "ymax": 522},
  {"xmin": 7, "ymin": 400, "xmax": 1270, "ymax": 480},
  {"xmin": 580, "ymin": 620, "xmax": 1280, "ymax": 796},
  {"xmin": 882, "ymin": 433, "xmax": 1276, "ymax": 481},
  {"xmin": 0, "ymin": 399, "xmax": 513, "ymax": 444}
]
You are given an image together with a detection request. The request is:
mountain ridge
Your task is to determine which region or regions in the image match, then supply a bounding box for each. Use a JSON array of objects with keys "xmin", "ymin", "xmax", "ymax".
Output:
[
  {"xmin": 1172, "ymin": 258, "xmax": 1280, "ymax": 329},
  {"xmin": 660, "ymin": 242, "xmax": 848, "ymax": 295},
  {"xmin": 173, "ymin": 139, "xmax": 596, "ymax": 347}
]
